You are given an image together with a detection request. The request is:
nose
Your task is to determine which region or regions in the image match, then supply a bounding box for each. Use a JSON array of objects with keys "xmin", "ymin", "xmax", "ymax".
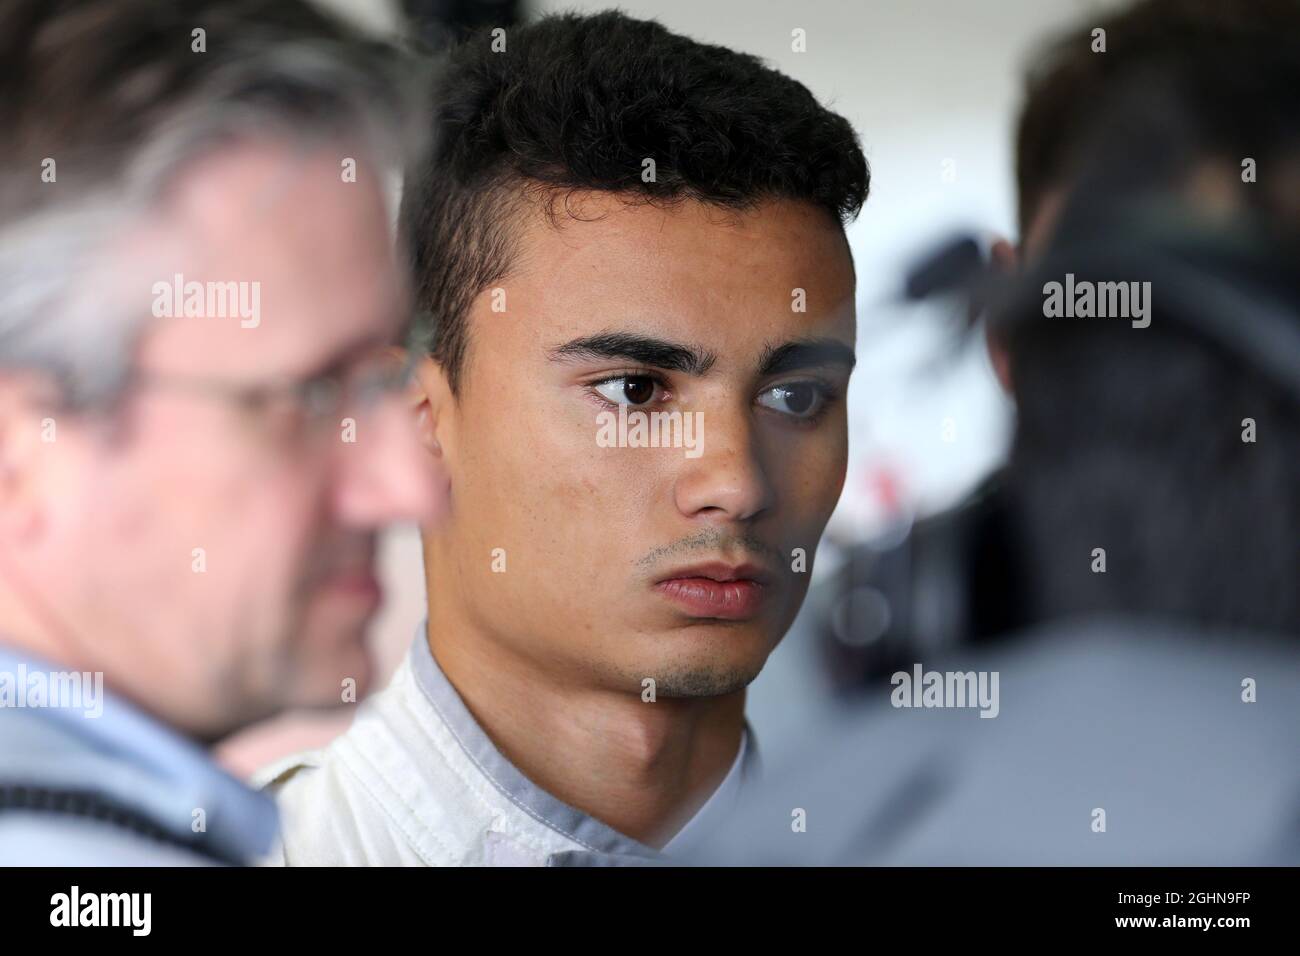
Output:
[
  {"xmin": 672, "ymin": 406, "xmax": 773, "ymax": 524},
  {"xmin": 330, "ymin": 393, "xmax": 447, "ymax": 529}
]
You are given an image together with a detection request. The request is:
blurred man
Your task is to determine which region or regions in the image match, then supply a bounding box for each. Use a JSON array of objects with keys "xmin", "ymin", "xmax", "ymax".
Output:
[
  {"xmin": 816, "ymin": 0, "xmax": 1300, "ymax": 690},
  {"xmin": 697, "ymin": 0, "xmax": 1300, "ymax": 865},
  {"xmin": 261, "ymin": 11, "xmax": 868, "ymax": 865},
  {"xmin": 0, "ymin": 0, "xmax": 443, "ymax": 865}
]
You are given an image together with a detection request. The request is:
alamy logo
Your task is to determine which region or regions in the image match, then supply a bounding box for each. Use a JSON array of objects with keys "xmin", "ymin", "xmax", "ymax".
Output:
[
  {"xmin": 596, "ymin": 404, "xmax": 704, "ymax": 459},
  {"xmin": 890, "ymin": 664, "xmax": 1000, "ymax": 718},
  {"xmin": 0, "ymin": 664, "xmax": 104, "ymax": 718},
  {"xmin": 50, "ymin": 886, "xmax": 151, "ymax": 936},
  {"xmin": 1042, "ymin": 273, "xmax": 1151, "ymax": 328},
  {"xmin": 151, "ymin": 273, "xmax": 261, "ymax": 328}
]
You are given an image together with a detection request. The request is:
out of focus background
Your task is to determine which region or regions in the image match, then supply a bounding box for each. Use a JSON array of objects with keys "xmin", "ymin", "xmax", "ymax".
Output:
[{"xmin": 218, "ymin": 0, "xmax": 1127, "ymax": 775}]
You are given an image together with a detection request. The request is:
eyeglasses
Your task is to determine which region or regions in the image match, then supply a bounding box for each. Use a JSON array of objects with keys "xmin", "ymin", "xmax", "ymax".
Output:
[{"xmin": 125, "ymin": 345, "xmax": 417, "ymax": 444}]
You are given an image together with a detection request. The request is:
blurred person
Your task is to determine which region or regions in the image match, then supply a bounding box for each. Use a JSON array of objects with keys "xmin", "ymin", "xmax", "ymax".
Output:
[
  {"xmin": 815, "ymin": 0, "xmax": 1300, "ymax": 686},
  {"xmin": 0, "ymin": 0, "xmax": 443, "ymax": 865},
  {"xmin": 696, "ymin": 0, "xmax": 1300, "ymax": 865},
  {"xmin": 260, "ymin": 11, "xmax": 869, "ymax": 865}
]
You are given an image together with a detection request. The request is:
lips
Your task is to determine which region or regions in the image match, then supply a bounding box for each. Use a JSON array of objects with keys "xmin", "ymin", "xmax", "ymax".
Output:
[{"xmin": 653, "ymin": 561, "xmax": 771, "ymax": 620}]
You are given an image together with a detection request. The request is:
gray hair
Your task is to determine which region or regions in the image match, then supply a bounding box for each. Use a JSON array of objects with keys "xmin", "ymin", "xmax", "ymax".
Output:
[{"xmin": 0, "ymin": 0, "xmax": 428, "ymax": 406}]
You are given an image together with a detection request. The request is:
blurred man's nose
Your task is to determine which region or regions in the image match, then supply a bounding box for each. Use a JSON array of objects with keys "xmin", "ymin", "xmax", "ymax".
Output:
[
  {"xmin": 331, "ymin": 395, "xmax": 447, "ymax": 529},
  {"xmin": 671, "ymin": 408, "xmax": 774, "ymax": 524}
]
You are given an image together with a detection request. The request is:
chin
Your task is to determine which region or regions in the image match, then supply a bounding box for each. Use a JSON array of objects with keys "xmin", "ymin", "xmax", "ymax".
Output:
[
  {"xmin": 621, "ymin": 624, "xmax": 776, "ymax": 698},
  {"xmin": 645, "ymin": 662, "xmax": 762, "ymax": 698}
]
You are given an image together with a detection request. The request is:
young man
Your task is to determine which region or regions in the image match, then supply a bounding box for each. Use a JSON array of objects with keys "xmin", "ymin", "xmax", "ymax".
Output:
[
  {"xmin": 0, "ymin": 0, "xmax": 443, "ymax": 864},
  {"xmin": 262, "ymin": 11, "xmax": 869, "ymax": 865}
]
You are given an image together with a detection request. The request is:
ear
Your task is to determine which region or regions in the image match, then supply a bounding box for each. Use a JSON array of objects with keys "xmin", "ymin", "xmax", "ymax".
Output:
[
  {"xmin": 410, "ymin": 354, "xmax": 453, "ymax": 460},
  {"xmin": 983, "ymin": 236, "xmax": 1018, "ymax": 394},
  {"xmin": 0, "ymin": 376, "xmax": 58, "ymax": 544},
  {"xmin": 411, "ymin": 356, "xmax": 456, "ymax": 562}
]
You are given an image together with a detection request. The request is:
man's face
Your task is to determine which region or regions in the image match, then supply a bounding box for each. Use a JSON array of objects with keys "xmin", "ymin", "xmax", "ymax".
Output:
[
  {"xmin": 427, "ymin": 193, "xmax": 856, "ymax": 697},
  {"xmin": 22, "ymin": 144, "xmax": 443, "ymax": 737}
]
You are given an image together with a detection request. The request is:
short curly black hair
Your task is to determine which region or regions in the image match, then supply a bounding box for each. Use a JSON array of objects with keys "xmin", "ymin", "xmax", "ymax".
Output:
[{"xmin": 400, "ymin": 11, "xmax": 869, "ymax": 392}]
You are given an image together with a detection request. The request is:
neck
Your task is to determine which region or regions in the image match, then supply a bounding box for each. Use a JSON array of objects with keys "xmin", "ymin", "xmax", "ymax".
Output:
[
  {"xmin": 0, "ymin": 555, "xmax": 230, "ymax": 745},
  {"xmin": 0, "ymin": 554, "xmax": 93, "ymax": 675},
  {"xmin": 425, "ymin": 573, "xmax": 746, "ymax": 848}
]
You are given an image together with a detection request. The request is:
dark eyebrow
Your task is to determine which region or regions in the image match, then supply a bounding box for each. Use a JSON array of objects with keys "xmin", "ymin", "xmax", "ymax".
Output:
[
  {"xmin": 549, "ymin": 332, "xmax": 717, "ymax": 375},
  {"xmin": 759, "ymin": 338, "xmax": 857, "ymax": 377}
]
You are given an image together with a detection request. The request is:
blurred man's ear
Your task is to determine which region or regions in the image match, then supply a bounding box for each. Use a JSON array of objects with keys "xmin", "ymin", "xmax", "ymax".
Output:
[
  {"xmin": 0, "ymin": 376, "xmax": 55, "ymax": 543},
  {"xmin": 1022, "ymin": 188, "xmax": 1067, "ymax": 260},
  {"xmin": 985, "ymin": 237, "xmax": 1017, "ymax": 393}
]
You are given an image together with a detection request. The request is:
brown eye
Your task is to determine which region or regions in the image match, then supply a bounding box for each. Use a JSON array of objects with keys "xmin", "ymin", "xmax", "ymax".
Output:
[
  {"xmin": 757, "ymin": 382, "xmax": 826, "ymax": 419},
  {"xmin": 593, "ymin": 375, "xmax": 659, "ymax": 406},
  {"xmin": 623, "ymin": 376, "xmax": 655, "ymax": 404}
]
